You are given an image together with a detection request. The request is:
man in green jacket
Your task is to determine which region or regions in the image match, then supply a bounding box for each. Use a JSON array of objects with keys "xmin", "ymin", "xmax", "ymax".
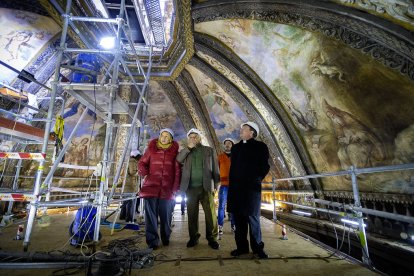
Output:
[{"xmin": 177, "ymin": 128, "xmax": 220, "ymax": 250}]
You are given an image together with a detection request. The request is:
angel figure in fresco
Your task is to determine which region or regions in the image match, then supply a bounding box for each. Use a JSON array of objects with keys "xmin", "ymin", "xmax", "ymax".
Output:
[
  {"xmin": 74, "ymin": 137, "xmax": 89, "ymax": 166},
  {"xmin": 323, "ymin": 100, "xmax": 385, "ymax": 171},
  {"xmin": 311, "ymin": 52, "xmax": 346, "ymax": 83},
  {"xmin": 1, "ymin": 30, "xmax": 35, "ymax": 61},
  {"xmin": 203, "ymin": 83, "xmax": 239, "ymax": 133}
]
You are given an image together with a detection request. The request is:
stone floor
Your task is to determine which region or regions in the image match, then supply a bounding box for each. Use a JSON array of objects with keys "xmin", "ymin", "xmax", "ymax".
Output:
[{"xmin": 0, "ymin": 205, "xmax": 377, "ymax": 275}]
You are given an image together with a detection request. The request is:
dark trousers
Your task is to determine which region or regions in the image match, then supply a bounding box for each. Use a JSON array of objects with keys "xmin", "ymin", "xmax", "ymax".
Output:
[
  {"xmin": 233, "ymin": 213, "xmax": 263, "ymax": 253},
  {"xmin": 144, "ymin": 198, "xmax": 174, "ymax": 247},
  {"xmin": 181, "ymin": 199, "xmax": 186, "ymax": 214},
  {"xmin": 120, "ymin": 199, "xmax": 136, "ymax": 222},
  {"xmin": 186, "ymin": 186, "xmax": 218, "ymax": 242}
]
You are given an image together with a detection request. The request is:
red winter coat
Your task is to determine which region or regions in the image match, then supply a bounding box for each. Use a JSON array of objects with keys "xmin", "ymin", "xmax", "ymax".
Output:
[{"xmin": 138, "ymin": 139, "xmax": 181, "ymax": 200}]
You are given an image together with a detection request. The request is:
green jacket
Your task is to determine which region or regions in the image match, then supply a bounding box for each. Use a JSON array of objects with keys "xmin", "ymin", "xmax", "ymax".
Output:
[{"xmin": 176, "ymin": 145, "xmax": 220, "ymax": 193}]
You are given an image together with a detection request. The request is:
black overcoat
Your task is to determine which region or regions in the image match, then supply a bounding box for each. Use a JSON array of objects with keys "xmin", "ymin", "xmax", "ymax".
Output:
[{"xmin": 227, "ymin": 138, "xmax": 270, "ymax": 216}]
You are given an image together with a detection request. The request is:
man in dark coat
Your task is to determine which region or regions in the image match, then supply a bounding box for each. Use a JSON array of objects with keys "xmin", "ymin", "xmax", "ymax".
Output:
[{"xmin": 228, "ymin": 121, "xmax": 270, "ymax": 259}]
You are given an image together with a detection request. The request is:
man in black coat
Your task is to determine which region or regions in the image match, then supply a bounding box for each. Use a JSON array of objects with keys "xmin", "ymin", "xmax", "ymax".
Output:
[{"xmin": 227, "ymin": 121, "xmax": 270, "ymax": 259}]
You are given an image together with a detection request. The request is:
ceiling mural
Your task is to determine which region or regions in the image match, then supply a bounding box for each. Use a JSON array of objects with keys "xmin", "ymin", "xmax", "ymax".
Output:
[
  {"xmin": 0, "ymin": 7, "xmax": 60, "ymax": 84},
  {"xmin": 195, "ymin": 50, "xmax": 305, "ymax": 182},
  {"xmin": 145, "ymin": 81, "xmax": 186, "ymax": 142},
  {"xmin": 185, "ymin": 64, "xmax": 247, "ymax": 143},
  {"xmin": 195, "ymin": 19, "xmax": 414, "ymax": 194}
]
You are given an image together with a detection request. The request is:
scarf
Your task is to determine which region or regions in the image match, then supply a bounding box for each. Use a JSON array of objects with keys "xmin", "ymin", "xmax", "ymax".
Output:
[{"xmin": 157, "ymin": 140, "xmax": 172, "ymax": 150}]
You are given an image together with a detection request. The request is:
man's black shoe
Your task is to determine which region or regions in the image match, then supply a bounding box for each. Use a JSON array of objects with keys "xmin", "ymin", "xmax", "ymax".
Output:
[
  {"xmin": 208, "ymin": 241, "xmax": 220, "ymax": 250},
  {"xmin": 256, "ymin": 250, "xmax": 269, "ymax": 259},
  {"xmin": 187, "ymin": 233, "xmax": 200, "ymax": 247},
  {"xmin": 186, "ymin": 239, "xmax": 199, "ymax": 247},
  {"xmin": 230, "ymin": 249, "xmax": 249, "ymax": 257},
  {"xmin": 162, "ymin": 240, "xmax": 169, "ymax": 246}
]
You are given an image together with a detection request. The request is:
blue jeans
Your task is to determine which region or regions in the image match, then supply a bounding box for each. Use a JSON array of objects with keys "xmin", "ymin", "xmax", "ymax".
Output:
[{"xmin": 218, "ymin": 185, "xmax": 235, "ymax": 227}]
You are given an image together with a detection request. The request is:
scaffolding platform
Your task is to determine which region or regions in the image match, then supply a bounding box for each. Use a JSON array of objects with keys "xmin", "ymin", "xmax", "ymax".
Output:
[
  {"xmin": 60, "ymin": 83, "xmax": 135, "ymax": 120},
  {"xmin": 0, "ymin": 117, "xmax": 51, "ymax": 143}
]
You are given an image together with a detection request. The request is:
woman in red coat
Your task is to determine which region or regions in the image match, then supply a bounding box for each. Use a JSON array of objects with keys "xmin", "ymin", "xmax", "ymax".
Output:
[{"xmin": 138, "ymin": 128, "xmax": 181, "ymax": 249}]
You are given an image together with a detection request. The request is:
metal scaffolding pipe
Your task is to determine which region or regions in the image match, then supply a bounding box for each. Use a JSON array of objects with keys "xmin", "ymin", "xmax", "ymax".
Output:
[
  {"xmin": 94, "ymin": 0, "xmax": 126, "ymax": 242},
  {"xmin": 37, "ymin": 202, "xmax": 91, "ymax": 207},
  {"xmin": 350, "ymin": 166, "xmax": 370, "ymax": 265},
  {"xmin": 314, "ymin": 199, "xmax": 414, "ymax": 224},
  {"xmin": 69, "ymin": 15, "xmax": 118, "ymax": 24},
  {"xmin": 23, "ymin": 0, "xmax": 72, "ymax": 252},
  {"xmin": 64, "ymin": 48, "xmax": 116, "ymax": 54},
  {"xmin": 274, "ymin": 199, "xmax": 345, "ymax": 217},
  {"xmin": 274, "ymin": 163, "xmax": 414, "ymax": 182}
]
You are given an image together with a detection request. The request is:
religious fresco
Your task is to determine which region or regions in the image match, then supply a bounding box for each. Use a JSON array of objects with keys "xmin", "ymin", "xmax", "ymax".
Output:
[
  {"xmin": 144, "ymin": 81, "xmax": 186, "ymax": 143},
  {"xmin": 0, "ymin": 8, "xmax": 60, "ymax": 84},
  {"xmin": 16, "ymin": 95, "xmax": 106, "ymax": 189},
  {"xmin": 185, "ymin": 64, "xmax": 248, "ymax": 144},
  {"xmin": 196, "ymin": 19, "xmax": 414, "ymax": 194}
]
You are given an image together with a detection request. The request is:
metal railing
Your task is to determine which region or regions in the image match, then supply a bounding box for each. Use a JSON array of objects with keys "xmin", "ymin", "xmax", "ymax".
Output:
[{"xmin": 266, "ymin": 162, "xmax": 414, "ymax": 266}]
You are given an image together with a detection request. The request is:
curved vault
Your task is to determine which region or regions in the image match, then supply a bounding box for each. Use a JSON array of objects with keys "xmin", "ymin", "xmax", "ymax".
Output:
[
  {"xmin": 1, "ymin": 1, "xmax": 414, "ymax": 201},
  {"xmin": 184, "ymin": 1, "xmax": 414, "ymax": 199}
]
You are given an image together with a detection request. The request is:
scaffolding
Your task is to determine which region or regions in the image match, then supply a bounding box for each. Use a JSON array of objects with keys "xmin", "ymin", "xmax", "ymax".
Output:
[{"xmin": 0, "ymin": 0, "xmax": 152, "ymax": 251}]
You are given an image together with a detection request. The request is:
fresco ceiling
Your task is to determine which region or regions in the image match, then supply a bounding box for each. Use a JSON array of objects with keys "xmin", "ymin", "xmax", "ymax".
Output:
[
  {"xmin": 1, "ymin": 1, "xmax": 414, "ymax": 198},
  {"xmin": 185, "ymin": 64, "xmax": 247, "ymax": 143},
  {"xmin": 195, "ymin": 19, "xmax": 414, "ymax": 194},
  {"xmin": 0, "ymin": 7, "xmax": 60, "ymax": 84}
]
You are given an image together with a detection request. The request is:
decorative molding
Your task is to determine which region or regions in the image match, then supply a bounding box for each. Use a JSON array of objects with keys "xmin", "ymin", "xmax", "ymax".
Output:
[
  {"xmin": 180, "ymin": 68, "xmax": 221, "ymax": 153},
  {"xmin": 335, "ymin": 0, "xmax": 414, "ymax": 30},
  {"xmin": 192, "ymin": 1, "xmax": 414, "ymax": 82},
  {"xmin": 318, "ymin": 190, "xmax": 414, "ymax": 204},
  {"xmin": 173, "ymin": 77, "xmax": 214, "ymax": 147},
  {"xmin": 125, "ymin": 0, "xmax": 194, "ymax": 81},
  {"xmin": 169, "ymin": 0, "xmax": 195, "ymax": 80},
  {"xmin": 158, "ymin": 81, "xmax": 195, "ymax": 131}
]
